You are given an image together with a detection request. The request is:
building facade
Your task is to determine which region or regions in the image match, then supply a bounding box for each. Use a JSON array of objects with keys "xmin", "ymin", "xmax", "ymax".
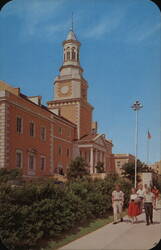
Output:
[
  {"xmin": 0, "ymin": 81, "xmax": 77, "ymax": 177},
  {"xmin": 0, "ymin": 28, "xmax": 115, "ymax": 177},
  {"xmin": 114, "ymin": 154, "xmax": 135, "ymax": 176},
  {"xmin": 148, "ymin": 161, "xmax": 161, "ymax": 175}
]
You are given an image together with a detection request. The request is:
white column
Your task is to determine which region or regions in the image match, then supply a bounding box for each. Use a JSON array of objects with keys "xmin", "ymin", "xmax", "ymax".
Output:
[
  {"xmin": 90, "ymin": 147, "xmax": 94, "ymax": 174},
  {"xmin": 104, "ymin": 154, "xmax": 106, "ymax": 172},
  {"xmin": 101, "ymin": 151, "xmax": 103, "ymax": 163},
  {"xmin": 95, "ymin": 149, "xmax": 98, "ymax": 173}
]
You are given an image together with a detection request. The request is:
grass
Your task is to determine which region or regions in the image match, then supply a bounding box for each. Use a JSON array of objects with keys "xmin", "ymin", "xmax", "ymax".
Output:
[{"xmin": 43, "ymin": 210, "xmax": 127, "ymax": 250}]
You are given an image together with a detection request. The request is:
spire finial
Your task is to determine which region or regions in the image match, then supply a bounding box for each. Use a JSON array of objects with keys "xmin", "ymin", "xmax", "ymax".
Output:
[{"xmin": 71, "ymin": 12, "xmax": 74, "ymax": 31}]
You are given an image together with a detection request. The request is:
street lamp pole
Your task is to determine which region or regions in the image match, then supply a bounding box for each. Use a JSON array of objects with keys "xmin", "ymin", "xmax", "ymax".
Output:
[{"xmin": 131, "ymin": 100, "xmax": 143, "ymax": 188}]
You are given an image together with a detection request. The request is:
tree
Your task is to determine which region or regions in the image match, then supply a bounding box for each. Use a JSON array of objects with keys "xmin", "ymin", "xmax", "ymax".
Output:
[
  {"xmin": 95, "ymin": 162, "xmax": 105, "ymax": 173},
  {"xmin": 67, "ymin": 157, "xmax": 89, "ymax": 180},
  {"xmin": 121, "ymin": 160, "xmax": 145, "ymax": 184}
]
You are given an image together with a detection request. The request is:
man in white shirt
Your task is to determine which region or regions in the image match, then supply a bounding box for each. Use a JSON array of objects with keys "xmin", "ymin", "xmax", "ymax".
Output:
[
  {"xmin": 112, "ymin": 184, "xmax": 124, "ymax": 224},
  {"xmin": 144, "ymin": 187, "xmax": 155, "ymax": 225}
]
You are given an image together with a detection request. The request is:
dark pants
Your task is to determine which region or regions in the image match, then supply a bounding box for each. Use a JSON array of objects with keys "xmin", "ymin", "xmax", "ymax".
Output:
[{"xmin": 144, "ymin": 202, "xmax": 153, "ymax": 224}]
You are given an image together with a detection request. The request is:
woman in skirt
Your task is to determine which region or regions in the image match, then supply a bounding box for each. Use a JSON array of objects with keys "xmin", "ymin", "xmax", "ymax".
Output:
[{"xmin": 128, "ymin": 188, "xmax": 141, "ymax": 223}]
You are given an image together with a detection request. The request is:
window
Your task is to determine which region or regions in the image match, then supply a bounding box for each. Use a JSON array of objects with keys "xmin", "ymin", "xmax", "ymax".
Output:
[
  {"xmin": 29, "ymin": 122, "xmax": 35, "ymax": 137},
  {"xmin": 67, "ymin": 148, "xmax": 70, "ymax": 157},
  {"xmin": 40, "ymin": 127, "xmax": 46, "ymax": 141},
  {"xmin": 28, "ymin": 154, "xmax": 35, "ymax": 170},
  {"xmin": 72, "ymin": 48, "xmax": 76, "ymax": 60},
  {"xmin": 16, "ymin": 117, "xmax": 23, "ymax": 134},
  {"xmin": 16, "ymin": 150, "xmax": 23, "ymax": 168},
  {"xmin": 40, "ymin": 156, "xmax": 46, "ymax": 171},
  {"xmin": 59, "ymin": 127, "xmax": 62, "ymax": 135},
  {"xmin": 117, "ymin": 161, "xmax": 121, "ymax": 167},
  {"xmin": 58, "ymin": 145, "xmax": 62, "ymax": 156},
  {"xmin": 77, "ymin": 50, "xmax": 79, "ymax": 61},
  {"xmin": 67, "ymin": 51, "xmax": 70, "ymax": 60}
]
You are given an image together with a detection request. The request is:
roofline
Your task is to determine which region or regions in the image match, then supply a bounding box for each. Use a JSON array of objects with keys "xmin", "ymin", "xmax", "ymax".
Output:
[
  {"xmin": 113, "ymin": 153, "xmax": 135, "ymax": 158},
  {"xmin": 59, "ymin": 64, "xmax": 84, "ymax": 73},
  {"xmin": 47, "ymin": 98, "xmax": 94, "ymax": 109},
  {"xmin": 63, "ymin": 39, "xmax": 81, "ymax": 46},
  {"xmin": 6, "ymin": 91, "xmax": 77, "ymax": 128}
]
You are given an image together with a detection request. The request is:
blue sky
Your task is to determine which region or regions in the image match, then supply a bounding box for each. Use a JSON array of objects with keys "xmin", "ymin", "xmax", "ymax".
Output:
[{"xmin": 0, "ymin": 0, "xmax": 160, "ymax": 164}]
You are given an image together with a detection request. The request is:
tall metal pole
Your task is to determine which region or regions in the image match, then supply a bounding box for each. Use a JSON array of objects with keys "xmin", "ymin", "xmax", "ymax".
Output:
[
  {"xmin": 131, "ymin": 100, "xmax": 143, "ymax": 188},
  {"xmin": 147, "ymin": 136, "xmax": 149, "ymax": 166},
  {"xmin": 134, "ymin": 110, "xmax": 138, "ymax": 188}
]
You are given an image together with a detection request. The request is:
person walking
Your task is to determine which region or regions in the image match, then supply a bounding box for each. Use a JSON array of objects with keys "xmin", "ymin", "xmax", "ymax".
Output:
[
  {"xmin": 112, "ymin": 184, "xmax": 124, "ymax": 224},
  {"xmin": 151, "ymin": 186, "xmax": 159, "ymax": 210},
  {"xmin": 136, "ymin": 183, "xmax": 144, "ymax": 213},
  {"xmin": 144, "ymin": 187, "xmax": 155, "ymax": 225},
  {"xmin": 143, "ymin": 184, "xmax": 148, "ymax": 192},
  {"xmin": 128, "ymin": 188, "xmax": 141, "ymax": 223}
]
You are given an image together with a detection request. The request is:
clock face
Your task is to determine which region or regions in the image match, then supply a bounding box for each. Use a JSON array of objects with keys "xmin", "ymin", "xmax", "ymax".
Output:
[{"xmin": 61, "ymin": 86, "xmax": 69, "ymax": 94}]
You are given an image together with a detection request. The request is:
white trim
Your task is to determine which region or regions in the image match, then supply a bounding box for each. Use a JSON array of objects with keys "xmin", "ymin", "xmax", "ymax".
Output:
[
  {"xmin": 90, "ymin": 148, "xmax": 94, "ymax": 174},
  {"xmin": 78, "ymin": 144, "xmax": 93, "ymax": 148},
  {"xmin": 93, "ymin": 134, "xmax": 101, "ymax": 141},
  {"xmin": 78, "ymin": 102, "xmax": 80, "ymax": 139},
  {"xmin": 54, "ymin": 135, "xmax": 72, "ymax": 144},
  {"xmin": 78, "ymin": 144, "xmax": 106, "ymax": 152}
]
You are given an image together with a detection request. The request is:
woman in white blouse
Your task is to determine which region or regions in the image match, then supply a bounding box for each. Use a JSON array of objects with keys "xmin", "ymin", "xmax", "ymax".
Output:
[{"xmin": 128, "ymin": 188, "xmax": 141, "ymax": 223}]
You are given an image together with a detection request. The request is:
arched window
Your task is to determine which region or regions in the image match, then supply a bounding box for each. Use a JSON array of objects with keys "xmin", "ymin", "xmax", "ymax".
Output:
[
  {"xmin": 72, "ymin": 47, "xmax": 76, "ymax": 60},
  {"xmin": 67, "ymin": 51, "xmax": 70, "ymax": 60},
  {"xmin": 77, "ymin": 49, "xmax": 79, "ymax": 61}
]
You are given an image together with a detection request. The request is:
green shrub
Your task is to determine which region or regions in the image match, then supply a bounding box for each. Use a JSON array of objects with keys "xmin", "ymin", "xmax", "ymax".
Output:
[
  {"xmin": 0, "ymin": 168, "xmax": 22, "ymax": 183},
  {"xmin": 0, "ymin": 174, "xmax": 132, "ymax": 249},
  {"xmin": 67, "ymin": 156, "xmax": 89, "ymax": 180}
]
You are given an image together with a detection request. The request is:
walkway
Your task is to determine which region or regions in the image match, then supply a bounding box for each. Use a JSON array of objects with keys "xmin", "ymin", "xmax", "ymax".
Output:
[{"xmin": 59, "ymin": 208, "xmax": 161, "ymax": 250}]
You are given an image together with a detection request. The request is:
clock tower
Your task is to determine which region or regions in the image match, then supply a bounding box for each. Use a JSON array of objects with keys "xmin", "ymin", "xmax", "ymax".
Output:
[{"xmin": 47, "ymin": 28, "xmax": 94, "ymax": 139}]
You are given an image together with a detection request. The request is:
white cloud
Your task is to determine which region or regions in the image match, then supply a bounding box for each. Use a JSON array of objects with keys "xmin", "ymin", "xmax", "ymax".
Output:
[
  {"xmin": 136, "ymin": 23, "xmax": 161, "ymax": 42},
  {"xmin": 83, "ymin": 7, "xmax": 128, "ymax": 39},
  {"xmin": 2, "ymin": 0, "xmax": 67, "ymax": 40},
  {"xmin": 125, "ymin": 21, "xmax": 161, "ymax": 45}
]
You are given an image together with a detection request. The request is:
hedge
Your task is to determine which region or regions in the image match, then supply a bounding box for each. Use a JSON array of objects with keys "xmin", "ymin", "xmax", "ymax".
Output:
[{"xmin": 0, "ymin": 175, "xmax": 132, "ymax": 250}]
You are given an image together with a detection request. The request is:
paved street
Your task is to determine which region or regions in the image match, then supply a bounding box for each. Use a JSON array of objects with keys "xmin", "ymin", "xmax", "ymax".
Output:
[{"xmin": 59, "ymin": 208, "xmax": 161, "ymax": 250}]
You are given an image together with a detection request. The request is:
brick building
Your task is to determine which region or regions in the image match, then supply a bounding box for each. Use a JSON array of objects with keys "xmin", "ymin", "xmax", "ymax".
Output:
[
  {"xmin": 0, "ymin": 81, "xmax": 77, "ymax": 177},
  {"xmin": 0, "ymin": 28, "xmax": 115, "ymax": 177}
]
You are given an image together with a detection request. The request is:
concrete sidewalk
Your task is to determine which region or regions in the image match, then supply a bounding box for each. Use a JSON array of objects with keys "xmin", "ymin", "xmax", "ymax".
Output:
[{"xmin": 59, "ymin": 209, "xmax": 161, "ymax": 250}]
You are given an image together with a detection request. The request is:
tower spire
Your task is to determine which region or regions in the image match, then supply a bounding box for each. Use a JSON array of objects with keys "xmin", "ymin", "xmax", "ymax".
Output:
[
  {"xmin": 71, "ymin": 12, "xmax": 74, "ymax": 31},
  {"xmin": 66, "ymin": 12, "xmax": 77, "ymax": 41}
]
